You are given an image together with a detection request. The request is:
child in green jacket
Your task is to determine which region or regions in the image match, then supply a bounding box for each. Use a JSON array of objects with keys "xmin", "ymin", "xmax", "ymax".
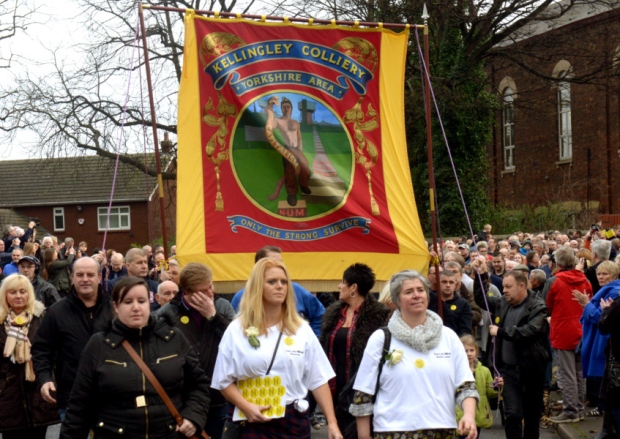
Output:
[{"xmin": 456, "ymin": 335, "xmax": 503, "ymax": 438}]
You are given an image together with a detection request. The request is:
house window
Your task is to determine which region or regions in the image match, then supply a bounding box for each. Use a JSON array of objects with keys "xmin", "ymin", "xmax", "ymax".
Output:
[
  {"xmin": 98, "ymin": 206, "xmax": 131, "ymax": 231},
  {"xmin": 502, "ymin": 87, "xmax": 515, "ymax": 169},
  {"xmin": 53, "ymin": 207, "xmax": 65, "ymax": 232},
  {"xmin": 557, "ymin": 71, "xmax": 572, "ymax": 160}
]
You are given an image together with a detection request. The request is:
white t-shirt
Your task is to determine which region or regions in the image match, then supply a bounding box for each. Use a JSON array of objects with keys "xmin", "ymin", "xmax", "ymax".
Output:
[
  {"xmin": 212, "ymin": 319, "xmax": 335, "ymax": 405},
  {"xmin": 353, "ymin": 327, "xmax": 473, "ymax": 432}
]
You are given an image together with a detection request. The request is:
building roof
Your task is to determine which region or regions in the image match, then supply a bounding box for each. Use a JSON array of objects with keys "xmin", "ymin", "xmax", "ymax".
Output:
[
  {"xmin": 0, "ymin": 209, "xmax": 51, "ymax": 236},
  {"xmin": 496, "ymin": 0, "xmax": 620, "ymax": 46},
  {"xmin": 0, "ymin": 154, "xmax": 160, "ymax": 207}
]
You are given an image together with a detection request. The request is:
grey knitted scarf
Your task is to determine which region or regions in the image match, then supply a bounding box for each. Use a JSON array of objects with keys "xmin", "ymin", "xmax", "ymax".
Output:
[{"xmin": 387, "ymin": 309, "xmax": 443, "ymax": 353}]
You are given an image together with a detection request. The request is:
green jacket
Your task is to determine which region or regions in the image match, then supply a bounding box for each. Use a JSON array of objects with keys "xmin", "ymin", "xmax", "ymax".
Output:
[{"xmin": 456, "ymin": 361, "xmax": 498, "ymax": 429}]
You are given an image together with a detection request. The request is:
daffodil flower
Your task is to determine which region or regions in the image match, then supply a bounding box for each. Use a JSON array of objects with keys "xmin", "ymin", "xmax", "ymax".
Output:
[{"xmin": 245, "ymin": 326, "xmax": 260, "ymax": 349}]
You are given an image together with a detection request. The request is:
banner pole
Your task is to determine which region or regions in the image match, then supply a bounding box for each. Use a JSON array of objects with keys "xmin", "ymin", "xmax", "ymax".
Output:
[
  {"xmin": 139, "ymin": 3, "xmax": 169, "ymax": 260},
  {"xmin": 421, "ymin": 5, "xmax": 442, "ymax": 320},
  {"xmin": 143, "ymin": 4, "xmax": 421, "ymax": 29}
]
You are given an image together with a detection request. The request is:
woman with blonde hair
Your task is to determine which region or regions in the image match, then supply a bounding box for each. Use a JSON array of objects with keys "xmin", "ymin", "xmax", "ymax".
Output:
[
  {"xmin": 212, "ymin": 258, "xmax": 342, "ymax": 439},
  {"xmin": 0, "ymin": 275, "xmax": 59, "ymax": 439},
  {"xmin": 22, "ymin": 242, "xmax": 36, "ymax": 257},
  {"xmin": 378, "ymin": 282, "xmax": 396, "ymax": 317},
  {"xmin": 574, "ymin": 260, "xmax": 620, "ymax": 429}
]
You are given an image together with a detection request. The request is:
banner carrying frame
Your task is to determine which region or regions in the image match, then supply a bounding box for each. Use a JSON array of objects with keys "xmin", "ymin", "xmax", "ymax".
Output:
[{"xmin": 142, "ymin": 4, "xmax": 432, "ymax": 292}]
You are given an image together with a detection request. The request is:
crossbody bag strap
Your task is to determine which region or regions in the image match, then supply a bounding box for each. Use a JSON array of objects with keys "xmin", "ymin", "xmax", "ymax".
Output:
[
  {"xmin": 121, "ymin": 340, "xmax": 210, "ymax": 439},
  {"xmin": 265, "ymin": 331, "xmax": 284, "ymax": 376},
  {"xmin": 372, "ymin": 327, "xmax": 391, "ymax": 402}
]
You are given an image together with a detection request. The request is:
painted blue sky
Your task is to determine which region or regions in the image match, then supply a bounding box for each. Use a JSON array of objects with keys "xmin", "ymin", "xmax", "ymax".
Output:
[{"xmin": 255, "ymin": 93, "xmax": 340, "ymax": 125}]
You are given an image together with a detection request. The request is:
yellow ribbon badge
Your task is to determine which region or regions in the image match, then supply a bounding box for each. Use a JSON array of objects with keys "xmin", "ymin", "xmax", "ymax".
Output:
[{"xmin": 181, "ymin": 316, "xmax": 190, "ymax": 324}]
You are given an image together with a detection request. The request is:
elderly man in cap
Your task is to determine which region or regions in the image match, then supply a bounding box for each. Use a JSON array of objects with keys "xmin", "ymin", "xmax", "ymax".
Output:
[
  {"xmin": 457, "ymin": 243, "xmax": 471, "ymax": 264},
  {"xmin": 18, "ymin": 255, "xmax": 61, "ymax": 307}
]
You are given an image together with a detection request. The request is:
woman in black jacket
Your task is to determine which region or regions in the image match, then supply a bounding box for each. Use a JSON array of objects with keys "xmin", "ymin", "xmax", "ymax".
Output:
[
  {"xmin": 0, "ymin": 274, "xmax": 59, "ymax": 439},
  {"xmin": 60, "ymin": 277, "xmax": 210, "ymax": 439},
  {"xmin": 319, "ymin": 263, "xmax": 390, "ymax": 438}
]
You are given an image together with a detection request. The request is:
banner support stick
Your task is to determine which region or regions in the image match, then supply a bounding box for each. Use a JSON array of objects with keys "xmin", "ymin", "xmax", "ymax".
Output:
[
  {"xmin": 421, "ymin": 5, "xmax": 442, "ymax": 320},
  {"xmin": 139, "ymin": 3, "xmax": 169, "ymax": 260}
]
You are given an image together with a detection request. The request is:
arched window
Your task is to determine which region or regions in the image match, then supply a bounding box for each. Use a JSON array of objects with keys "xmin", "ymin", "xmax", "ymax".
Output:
[
  {"xmin": 556, "ymin": 68, "xmax": 572, "ymax": 160},
  {"xmin": 502, "ymin": 87, "xmax": 515, "ymax": 169}
]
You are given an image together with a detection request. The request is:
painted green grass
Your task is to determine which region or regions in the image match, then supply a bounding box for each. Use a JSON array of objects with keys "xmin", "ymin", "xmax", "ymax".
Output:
[
  {"xmin": 232, "ymin": 148, "xmax": 353, "ymax": 217},
  {"xmin": 231, "ymin": 111, "xmax": 354, "ymax": 217}
]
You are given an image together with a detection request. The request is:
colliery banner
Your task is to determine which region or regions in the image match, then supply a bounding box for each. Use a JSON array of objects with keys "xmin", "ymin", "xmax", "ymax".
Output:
[{"xmin": 177, "ymin": 11, "xmax": 429, "ymax": 289}]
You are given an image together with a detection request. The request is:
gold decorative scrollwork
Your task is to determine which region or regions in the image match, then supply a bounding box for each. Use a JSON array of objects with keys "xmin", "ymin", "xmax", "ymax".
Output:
[
  {"xmin": 343, "ymin": 97, "xmax": 380, "ymax": 216},
  {"xmin": 202, "ymin": 92, "xmax": 238, "ymax": 211}
]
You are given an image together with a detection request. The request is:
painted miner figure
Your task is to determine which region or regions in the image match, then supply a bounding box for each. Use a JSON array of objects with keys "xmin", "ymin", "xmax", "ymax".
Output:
[{"xmin": 264, "ymin": 96, "xmax": 312, "ymax": 206}]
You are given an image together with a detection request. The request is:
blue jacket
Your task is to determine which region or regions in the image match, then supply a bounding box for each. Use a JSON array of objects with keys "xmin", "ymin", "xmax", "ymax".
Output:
[
  {"xmin": 580, "ymin": 279, "xmax": 620, "ymax": 378},
  {"xmin": 3, "ymin": 262, "xmax": 19, "ymax": 276},
  {"xmin": 231, "ymin": 282, "xmax": 325, "ymax": 336}
]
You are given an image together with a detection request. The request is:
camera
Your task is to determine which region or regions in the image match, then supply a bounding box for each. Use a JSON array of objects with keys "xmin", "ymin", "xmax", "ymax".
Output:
[
  {"xmin": 591, "ymin": 224, "xmax": 601, "ymax": 231},
  {"xmin": 29, "ymin": 217, "xmax": 41, "ymax": 227}
]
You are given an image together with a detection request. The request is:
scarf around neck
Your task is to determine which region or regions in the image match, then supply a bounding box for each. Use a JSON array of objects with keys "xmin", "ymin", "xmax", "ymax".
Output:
[
  {"xmin": 3, "ymin": 309, "xmax": 35, "ymax": 381},
  {"xmin": 387, "ymin": 309, "xmax": 443, "ymax": 353}
]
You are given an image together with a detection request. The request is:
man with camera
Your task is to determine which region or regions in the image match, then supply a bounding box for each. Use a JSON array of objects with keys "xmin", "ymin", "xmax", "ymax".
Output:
[{"xmin": 2, "ymin": 220, "xmax": 36, "ymax": 250}]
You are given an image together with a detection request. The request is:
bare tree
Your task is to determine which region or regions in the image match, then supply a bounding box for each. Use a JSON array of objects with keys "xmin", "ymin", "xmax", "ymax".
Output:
[
  {"xmin": 0, "ymin": 0, "xmax": 259, "ymax": 177},
  {"xmin": 0, "ymin": 0, "xmax": 615, "ymax": 188},
  {"xmin": 0, "ymin": 0, "xmax": 37, "ymax": 68}
]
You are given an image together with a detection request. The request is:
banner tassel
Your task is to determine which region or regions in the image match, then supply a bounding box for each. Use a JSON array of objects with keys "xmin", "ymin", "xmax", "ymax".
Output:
[
  {"xmin": 215, "ymin": 166, "xmax": 224, "ymax": 211},
  {"xmin": 367, "ymin": 170, "xmax": 380, "ymax": 215}
]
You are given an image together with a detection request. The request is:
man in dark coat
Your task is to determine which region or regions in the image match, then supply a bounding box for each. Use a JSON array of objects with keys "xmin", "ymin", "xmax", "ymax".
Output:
[
  {"xmin": 32, "ymin": 257, "xmax": 115, "ymax": 419},
  {"xmin": 472, "ymin": 257, "xmax": 550, "ymax": 439},
  {"xmin": 108, "ymin": 248, "xmax": 158, "ymax": 310},
  {"xmin": 157, "ymin": 262, "xmax": 234, "ymax": 439},
  {"xmin": 428, "ymin": 269, "xmax": 473, "ymax": 336}
]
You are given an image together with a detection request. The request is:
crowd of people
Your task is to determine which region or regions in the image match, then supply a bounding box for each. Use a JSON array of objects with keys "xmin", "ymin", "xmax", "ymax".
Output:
[{"xmin": 0, "ymin": 221, "xmax": 620, "ymax": 439}]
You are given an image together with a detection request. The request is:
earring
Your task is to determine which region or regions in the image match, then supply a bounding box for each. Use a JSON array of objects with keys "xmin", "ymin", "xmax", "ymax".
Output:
[{"xmin": 350, "ymin": 292, "xmax": 356, "ymax": 298}]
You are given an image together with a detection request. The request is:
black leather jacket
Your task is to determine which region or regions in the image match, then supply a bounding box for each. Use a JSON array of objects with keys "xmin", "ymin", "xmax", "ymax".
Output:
[
  {"xmin": 60, "ymin": 317, "xmax": 210, "ymax": 439},
  {"xmin": 473, "ymin": 273, "xmax": 551, "ymax": 371}
]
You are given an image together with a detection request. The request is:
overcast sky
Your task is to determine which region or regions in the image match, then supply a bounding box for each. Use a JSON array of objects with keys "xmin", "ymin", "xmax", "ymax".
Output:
[{"xmin": 1, "ymin": 1, "xmax": 90, "ymax": 160}]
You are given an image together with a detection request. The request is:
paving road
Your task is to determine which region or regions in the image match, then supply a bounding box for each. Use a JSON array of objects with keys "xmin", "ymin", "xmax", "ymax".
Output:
[
  {"xmin": 3, "ymin": 413, "xmax": 560, "ymax": 438},
  {"xmin": 310, "ymin": 417, "xmax": 560, "ymax": 438}
]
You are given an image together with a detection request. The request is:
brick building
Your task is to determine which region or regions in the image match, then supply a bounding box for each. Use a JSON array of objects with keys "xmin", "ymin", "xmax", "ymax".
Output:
[
  {"xmin": 0, "ymin": 155, "xmax": 176, "ymax": 254},
  {"xmin": 487, "ymin": 1, "xmax": 620, "ymax": 214}
]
